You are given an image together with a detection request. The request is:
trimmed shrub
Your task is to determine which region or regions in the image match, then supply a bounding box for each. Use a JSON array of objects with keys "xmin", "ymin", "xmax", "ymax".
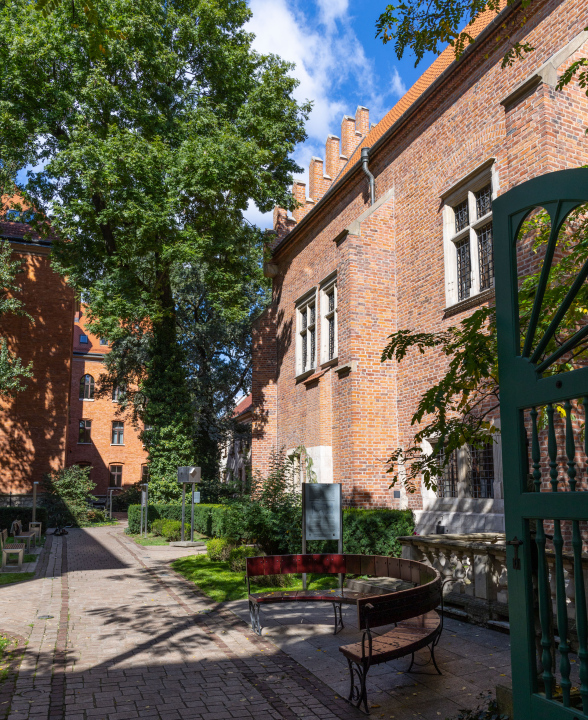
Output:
[
  {"xmin": 127, "ymin": 503, "xmax": 229, "ymax": 536},
  {"xmin": 206, "ymin": 538, "xmax": 233, "ymax": 561},
  {"xmin": 161, "ymin": 520, "xmax": 182, "ymax": 541},
  {"xmin": 342, "ymin": 509, "xmax": 414, "ymax": 557},
  {"xmin": 0, "ymin": 507, "xmax": 48, "ymax": 534},
  {"xmin": 228, "ymin": 545, "xmax": 257, "ymax": 572},
  {"xmin": 151, "ymin": 519, "xmax": 166, "ymax": 537},
  {"xmin": 86, "ymin": 509, "xmax": 106, "ymax": 523}
]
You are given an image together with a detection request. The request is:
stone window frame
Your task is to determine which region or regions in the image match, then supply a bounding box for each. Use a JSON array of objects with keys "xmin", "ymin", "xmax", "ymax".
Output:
[
  {"xmin": 295, "ymin": 288, "xmax": 318, "ymax": 379},
  {"xmin": 79, "ymin": 334, "xmax": 89, "ymax": 344},
  {"xmin": 320, "ymin": 272, "xmax": 338, "ymax": 367},
  {"xmin": 442, "ymin": 161, "xmax": 499, "ymax": 308},
  {"xmin": 111, "ymin": 421, "xmax": 124, "ymax": 445},
  {"xmin": 109, "ymin": 464, "xmax": 123, "ymax": 487}
]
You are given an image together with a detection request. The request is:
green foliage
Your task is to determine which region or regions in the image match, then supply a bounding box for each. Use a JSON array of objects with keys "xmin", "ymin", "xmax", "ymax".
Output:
[
  {"xmin": 151, "ymin": 518, "xmax": 166, "ymax": 537},
  {"xmin": 227, "ymin": 544, "xmax": 257, "ymax": 572},
  {"xmin": 0, "ymin": 507, "xmax": 47, "ymax": 533},
  {"xmin": 111, "ymin": 483, "xmax": 142, "ymax": 511},
  {"xmin": 445, "ymin": 694, "xmax": 508, "ymax": 720},
  {"xmin": 0, "ymin": 241, "xmax": 33, "ymax": 397},
  {"xmin": 157, "ymin": 519, "xmax": 182, "ymax": 542},
  {"xmin": 85, "ymin": 509, "xmax": 106, "ymax": 523},
  {"xmin": 206, "ymin": 537, "xmax": 233, "ymax": 561},
  {"xmin": 41, "ymin": 465, "xmax": 96, "ymax": 526},
  {"xmin": 0, "ymin": 0, "xmax": 310, "ymax": 500},
  {"xmin": 127, "ymin": 502, "xmax": 227, "ymax": 535},
  {"xmin": 343, "ymin": 509, "xmax": 415, "ymax": 557}
]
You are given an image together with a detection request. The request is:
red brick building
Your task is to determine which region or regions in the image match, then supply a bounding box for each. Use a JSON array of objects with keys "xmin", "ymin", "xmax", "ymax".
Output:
[
  {"xmin": 251, "ymin": 0, "xmax": 588, "ymax": 533},
  {"xmin": 0, "ymin": 220, "xmax": 74, "ymax": 494},
  {"xmin": 1, "ymin": 219, "xmax": 147, "ymax": 497},
  {"xmin": 66, "ymin": 308, "xmax": 148, "ymax": 494}
]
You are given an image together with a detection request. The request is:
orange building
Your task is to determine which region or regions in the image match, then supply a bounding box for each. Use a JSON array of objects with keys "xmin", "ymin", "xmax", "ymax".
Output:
[
  {"xmin": 0, "ymin": 219, "xmax": 74, "ymax": 494},
  {"xmin": 66, "ymin": 307, "xmax": 149, "ymax": 494},
  {"xmin": 1, "ymin": 214, "xmax": 148, "ymax": 497}
]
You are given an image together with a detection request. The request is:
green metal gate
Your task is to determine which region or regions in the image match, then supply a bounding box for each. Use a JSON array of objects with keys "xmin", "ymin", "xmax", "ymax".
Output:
[{"xmin": 494, "ymin": 168, "xmax": 588, "ymax": 719}]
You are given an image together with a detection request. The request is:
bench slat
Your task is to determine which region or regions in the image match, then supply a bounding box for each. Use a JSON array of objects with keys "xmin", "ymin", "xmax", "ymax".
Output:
[{"xmin": 340, "ymin": 610, "xmax": 441, "ymax": 665}]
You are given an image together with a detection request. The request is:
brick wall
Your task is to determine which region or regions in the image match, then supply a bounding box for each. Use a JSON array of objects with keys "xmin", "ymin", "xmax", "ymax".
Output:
[
  {"xmin": 67, "ymin": 309, "xmax": 148, "ymax": 494},
  {"xmin": 0, "ymin": 236, "xmax": 74, "ymax": 492},
  {"xmin": 251, "ymin": 0, "xmax": 588, "ymax": 512}
]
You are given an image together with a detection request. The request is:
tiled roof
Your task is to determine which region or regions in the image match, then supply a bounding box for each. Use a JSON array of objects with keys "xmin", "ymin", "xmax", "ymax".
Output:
[
  {"xmin": 0, "ymin": 220, "xmax": 51, "ymax": 243},
  {"xmin": 234, "ymin": 393, "xmax": 253, "ymax": 418},
  {"xmin": 333, "ymin": 3, "xmax": 508, "ymax": 185}
]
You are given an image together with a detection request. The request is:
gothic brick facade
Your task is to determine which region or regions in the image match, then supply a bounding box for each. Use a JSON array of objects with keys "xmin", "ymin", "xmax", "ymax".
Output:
[{"xmin": 251, "ymin": 0, "xmax": 588, "ymax": 532}]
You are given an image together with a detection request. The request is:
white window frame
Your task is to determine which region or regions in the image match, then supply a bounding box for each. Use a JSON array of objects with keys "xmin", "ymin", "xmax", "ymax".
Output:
[
  {"xmin": 320, "ymin": 274, "xmax": 338, "ymax": 365},
  {"xmin": 443, "ymin": 162, "xmax": 499, "ymax": 307},
  {"xmin": 295, "ymin": 289, "xmax": 318, "ymax": 378}
]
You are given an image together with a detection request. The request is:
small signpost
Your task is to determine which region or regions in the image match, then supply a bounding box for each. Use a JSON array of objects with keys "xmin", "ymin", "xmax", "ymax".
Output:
[
  {"xmin": 301, "ymin": 483, "xmax": 343, "ymax": 590},
  {"xmin": 177, "ymin": 466, "xmax": 201, "ymax": 544},
  {"xmin": 140, "ymin": 483, "xmax": 148, "ymax": 538}
]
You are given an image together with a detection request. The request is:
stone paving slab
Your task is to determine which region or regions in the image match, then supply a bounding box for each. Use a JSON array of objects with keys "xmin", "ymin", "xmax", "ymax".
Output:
[{"xmin": 0, "ymin": 527, "xmax": 515, "ymax": 720}]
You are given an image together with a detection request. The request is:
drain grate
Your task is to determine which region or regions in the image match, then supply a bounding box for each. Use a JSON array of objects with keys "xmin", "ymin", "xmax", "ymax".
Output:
[{"xmin": 37, "ymin": 615, "xmax": 54, "ymax": 619}]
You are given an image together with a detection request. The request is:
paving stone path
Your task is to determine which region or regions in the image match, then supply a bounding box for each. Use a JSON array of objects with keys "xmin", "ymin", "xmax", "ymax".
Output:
[{"xmin": 0, "ymin": 527, "xmax": 513, "ymax": 720}]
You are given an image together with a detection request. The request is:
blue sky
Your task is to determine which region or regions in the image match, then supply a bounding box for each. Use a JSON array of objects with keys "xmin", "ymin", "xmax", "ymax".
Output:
[{"xmin": 244, "ymin": 0, "xmax": 437, "ymax": 229}]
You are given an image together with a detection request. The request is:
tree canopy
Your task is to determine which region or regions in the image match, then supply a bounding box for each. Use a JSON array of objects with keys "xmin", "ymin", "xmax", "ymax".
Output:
[{"xmin": 0, "ymin": 0, "xmax": 309, "ymax": 499}]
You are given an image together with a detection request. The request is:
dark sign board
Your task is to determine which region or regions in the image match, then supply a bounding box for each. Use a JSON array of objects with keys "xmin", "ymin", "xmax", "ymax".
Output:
[{"xmin": 303, "ymin": 483, "xmax": 342, "ymax": 541}]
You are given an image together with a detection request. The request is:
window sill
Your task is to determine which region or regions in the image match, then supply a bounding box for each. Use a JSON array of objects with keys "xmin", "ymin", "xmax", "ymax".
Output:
[
  {"xmin": 320, "ymin": 357, "xmax": 338, "ymax": 369},
  {"xmin": 444, "ymin": 287, "xmax": 495, "ymax": 319},
  {"xmin": 81, "ymin": 398, "xmax": 94, "ymax": 402},
  {"xmin": 77, "ymin": 442, "xmax": 92, "ymax": 445},
  {"xmin": 111, "ymin": 444, "xmax": 125, "ymax": 447},
  {"xmin": 295, "ymin": 368, "xmax": 316, "ymax": 382}
]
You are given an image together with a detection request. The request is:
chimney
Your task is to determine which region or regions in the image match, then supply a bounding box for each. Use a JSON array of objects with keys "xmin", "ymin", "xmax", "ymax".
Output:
[
  {"xmin": 341, "ymin": 115, "xmax": 356, "ymax": 159},
  {"xmin": 273, "ymin": 206, "xmax": 296, "ymax": 243},
  {"xmin": 292, "ymin": 181, "xmax": 307, "ymax": 223},
  {"xmin": 309, "ymin": 157, "xmax": 324, "ymax": 202},
  {"xmin": 355, "ymin": 106, "xmax": 369, "ymax": 137},
  {"xmin": 325, "ymin": 135, "xmax": 340, "ymax": 180}
]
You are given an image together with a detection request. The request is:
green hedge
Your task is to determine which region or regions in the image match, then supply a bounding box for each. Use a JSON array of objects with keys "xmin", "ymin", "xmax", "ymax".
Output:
[
  {"xmin": 128, "ymin": 503, "xmax": 413, "ymax": 557},
  {"xmin": 127, "ymin": 503, "xmax": 229, "ymax": 536},
  {"xmin": 0, "ymin": 507, "xmax": 48, "ymax": 533}
]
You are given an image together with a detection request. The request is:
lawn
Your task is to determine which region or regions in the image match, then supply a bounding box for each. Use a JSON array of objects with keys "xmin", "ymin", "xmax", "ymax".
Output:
[
  {"xmin": 127, "ymin": 531, "xmax": 207, "ymax": 547},
  {"xmin": 172, "ymin": 555, "xmax": 339, "ymax": 603},
  {"xmin": 0, "ymin": 573, "xmax": 35, "ymax": 586}
]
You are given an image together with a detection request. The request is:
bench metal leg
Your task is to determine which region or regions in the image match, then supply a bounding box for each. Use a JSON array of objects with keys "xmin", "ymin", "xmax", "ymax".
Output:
[
  {"xmin": 346, "ymin": 658, "xmax": 370, "ymax": 715},
  {"xmin": 406, "ymin": 637, "xmax": 442, "ymax": 676},
  {"xmin": 332, "ymin": 602, "xmax": 344, "ymax": 635},
  {"xmin": 249, "ymin": 601, "xmax": 262, "ymax": 636}
]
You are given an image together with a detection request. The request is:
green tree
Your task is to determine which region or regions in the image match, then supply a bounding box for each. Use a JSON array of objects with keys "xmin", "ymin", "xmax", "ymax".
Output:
[
  {"xmin": 382, "ymin": 207, "xmax": 588, "ymax": 491},
  {"xmin": 0, "ymin": 241, "xmax": 33, "ymax": 397},
  {"xmin": 376, "ymin": 0, "xmax": 586, "ymax": 90},
  {"xmin": 0, "ymin": 0, "xmax": 309, "ymax": 502},
  {"xmin": 41, "ymin": 464, "xmax": 96, "ymax": 526}
]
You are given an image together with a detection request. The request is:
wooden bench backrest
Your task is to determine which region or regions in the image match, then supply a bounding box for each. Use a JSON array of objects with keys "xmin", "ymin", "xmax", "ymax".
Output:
[
  {"xmin": 246, "ymin": 553, "xmax": 346, "ymax": 577},
  {"xmin": 356, "ymin": 574, "xmax": 442, "ymax": 630},
  {"xmin": 0, "ymin": 529, "xmax": 5, "ymax": 548}
]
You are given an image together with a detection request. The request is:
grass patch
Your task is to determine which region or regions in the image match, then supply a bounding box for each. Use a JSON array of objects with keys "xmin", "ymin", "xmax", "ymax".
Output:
[
  {"xmin": 127, "ymin": 531, "xmax": 207, "ymax": 546},
  {"xmin": 0, "ymin": 573, "xmax": 35, "ymax": 586},
  {"xmin": 172, "ymin": 555, "xmax": 339, "ymax": 603}
]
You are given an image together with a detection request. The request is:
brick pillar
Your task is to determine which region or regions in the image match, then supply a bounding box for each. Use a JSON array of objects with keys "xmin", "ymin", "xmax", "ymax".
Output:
[
  {"xmin": 309, "ymin": 157, "xmax": 323, "ymax": 202},
  {"xmin": 341, "ymin": 115, "xmax": 356, "ymax": 159},
  {"xmin": 251, "ymin": 306, "xmax": 278, "ymax": 478},
  {"xmin": 292, "ymin": 181, "xmax": 306, "ymax": 223},
  {"xmin": 325, "ymin": 135, "xmax": 340, "ymax": 180},
  {"xmin": 355, "ymin": 106, "xmax": 369, "ymax": 137}
]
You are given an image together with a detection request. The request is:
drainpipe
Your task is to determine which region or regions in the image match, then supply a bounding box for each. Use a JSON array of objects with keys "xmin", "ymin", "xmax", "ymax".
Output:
[{"xmin": 361, "ymin": 146, "xmax": 375, "ymax": 206}]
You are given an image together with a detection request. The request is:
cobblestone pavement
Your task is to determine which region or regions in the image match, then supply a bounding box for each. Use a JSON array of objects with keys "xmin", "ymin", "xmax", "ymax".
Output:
[{"xmin": 0, "ymin": 527, "xmax": 512, "ymax": 720}]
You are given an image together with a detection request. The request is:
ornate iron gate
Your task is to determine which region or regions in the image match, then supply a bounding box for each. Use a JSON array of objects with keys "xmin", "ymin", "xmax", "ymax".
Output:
[{"xmin": 494, "ymin": 168, "xmax": 588, "ymax": 719}]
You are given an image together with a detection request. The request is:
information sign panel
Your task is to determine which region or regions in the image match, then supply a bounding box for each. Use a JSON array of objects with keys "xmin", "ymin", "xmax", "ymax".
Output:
[
  {"xmin": 177, "ymin": 466, "xmax": 201, "ymax": 484},
  {"xmin": 141, "ymin": 490, "xmax": 147, "ymax": 506},
  {"xmin": 193, "ymin": 491, "xmax": 201, "ymax": 504},
  {"xmin": 303, "ymin": 483, "xmax": 341, "ymax": 540}
]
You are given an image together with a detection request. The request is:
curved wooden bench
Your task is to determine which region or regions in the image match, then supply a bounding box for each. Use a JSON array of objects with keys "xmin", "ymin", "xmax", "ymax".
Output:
[{"xmin": 246, "ymin": 553, "xmax": 442, "ymax": 714}]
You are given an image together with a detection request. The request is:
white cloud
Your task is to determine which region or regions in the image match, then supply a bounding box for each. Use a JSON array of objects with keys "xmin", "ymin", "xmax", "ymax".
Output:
[
  {"xmin": 244, "ymin": 0, "xmax": 408, "ymax": 225},
  {"xmin": 390, "ymin": 67, "xmax": 407, "ymax": 98},
  {"xmin": 243, "ymin": 200, "xmax": 273, "ymax": 230}
]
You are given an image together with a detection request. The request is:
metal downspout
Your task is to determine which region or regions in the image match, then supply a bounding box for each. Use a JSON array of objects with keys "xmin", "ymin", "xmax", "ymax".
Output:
[{"xmin": 361, "ymin": 147, "xmax": 375, "ymax": 205}]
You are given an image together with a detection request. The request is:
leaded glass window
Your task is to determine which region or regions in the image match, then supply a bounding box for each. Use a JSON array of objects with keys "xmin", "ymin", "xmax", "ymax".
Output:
[
  {"xmin": 456, "ymin": 237, "xmax": 471, "ymax": 301},
  {"xmin": 323, "ymin": 284, "xmax": 337, "ymax": 362},
  {"xmin": 78, "ymin": 419, "xmax": 92, "ymax": 444},
  {"xmin": 298, "ymin": 299, "xmax": 316, "ymax": 374},
  {"xmin": 475, "ymin": 184, "xmax": 492, "ymax": 218},
  {"xmin": 109, "ymin": 464, "xmax": 123, "ymax": 487},
  {"xmin": 79, "ymin": 374, "xmax": 94, "ymax": 400},
  {"xmin": 454, "ymin": 199, "xmax": 469, "ymax": 233},
  {"xmin": 470, "ymin": 443, "xmax": 495, "ymax": 498},
  {"xmin": 478, "ymin": 222, "xmax": 494, "ymax": 290},
  {"xmin": 438, "ymin": 446, "xmax": 458, "ymax": 498},
  {"xmin": 111, "ymin": 421, "xmax": 124, "ymax": 445}
]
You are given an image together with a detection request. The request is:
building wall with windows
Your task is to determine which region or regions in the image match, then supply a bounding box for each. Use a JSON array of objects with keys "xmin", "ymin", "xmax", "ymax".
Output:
[
  {"xmin": 0, "ymin": 222, "xmax": 75, "ymax": 493},
  {"xmin": 252, "ymin": 0, "xmax": 588, "ymax": 531},
  {"xmin": 66, "ymin": 308, "xmax": 148, "ymax": 494}
]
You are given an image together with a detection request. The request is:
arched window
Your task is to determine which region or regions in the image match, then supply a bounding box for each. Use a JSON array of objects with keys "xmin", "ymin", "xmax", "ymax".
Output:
[{"xmin": 79, "ymin": 374, "xmax": 94, "ymax": 400}]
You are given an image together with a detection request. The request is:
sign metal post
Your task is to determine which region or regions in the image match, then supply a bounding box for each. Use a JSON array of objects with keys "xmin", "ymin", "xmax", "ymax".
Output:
[
  {"xmin": 302, "ymin": 483, "xmax": 343, "ymax": 591},
  {"xmin": 32, "ymin": 482, "xmax": 38, "ymax": 523},
  {"xmin": 177, "ymin": 467, "xmax": 201, "ymax": 544}
]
